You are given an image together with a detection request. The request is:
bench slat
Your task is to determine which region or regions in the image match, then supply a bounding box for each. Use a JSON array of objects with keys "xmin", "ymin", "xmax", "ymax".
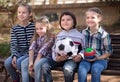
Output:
[
  {"xmin": 112, "ymin": 45, "xmax": 120, "ymax": 49},
  {"xmin": 111, "ymin": 40, "xmax": 120, "ymax": 44},
  {"xmin": 102, "ymin": 70, "xmax": 120, "ymax": 76},
  {"xmin": 110, "ymin": 54, "xmax": 120, "ymax": 58}
]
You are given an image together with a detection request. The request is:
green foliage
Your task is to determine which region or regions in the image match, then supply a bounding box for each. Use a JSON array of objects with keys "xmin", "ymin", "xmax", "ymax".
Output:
[{"xmin": 0, "ymin": 43, "xmax": 10, "ymax": 58}]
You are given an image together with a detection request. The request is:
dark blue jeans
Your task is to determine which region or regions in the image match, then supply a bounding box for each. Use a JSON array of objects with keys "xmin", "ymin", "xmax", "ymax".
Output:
[
  {"xmin": 4, "ymin": 53, "xmax": 28, "ymax": 81},
  {"xmin": 78, "ymin": 59, "xmax": 108, "ymax": 82},
  {"xmin": 42, "ymin": 58, "xmax": 78, "ymax": 82}
]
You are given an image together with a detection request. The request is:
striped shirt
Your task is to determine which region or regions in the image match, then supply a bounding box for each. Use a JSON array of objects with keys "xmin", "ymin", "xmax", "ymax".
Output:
[
  {"xmin": 11, "ymin": 22, "xmax": 35, "ymax": 57},
  {"xmin": 29, "ymin": 35, "xmax": 55, "ymax": 58},
  {"xmin": 81, "ymin": 27, "xmax": 112, "ymax": 56}
]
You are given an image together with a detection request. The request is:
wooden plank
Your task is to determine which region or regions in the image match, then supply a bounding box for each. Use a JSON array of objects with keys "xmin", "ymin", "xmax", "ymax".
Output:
[
  {"xmin": 112, "ymin": 45, "xmax": 120, "ymax": 49},
  {"xmin": 108, "ymin": 63, "xmax": 120, "ymax": 67},
  {"xmin": 111, "ymin": 40, "xmax": 120, "ymax": 44},
  {"xmin": 110, "ymin": 54, "xmax": 120, "ymax": 58},
  {"xmin": 107, "ymin": 67, "xmax": 120, "ymax": 70},
  {"xmin": 102, "ymin": 70, "xmax": 120, "ymax": 76},
  {"xmin": 110, "ymin": 35, "xmax": 120, "ymax": 39},
  {"xmin": 109, "ymin": 58, "xmax": 120, "ymax": 63}
]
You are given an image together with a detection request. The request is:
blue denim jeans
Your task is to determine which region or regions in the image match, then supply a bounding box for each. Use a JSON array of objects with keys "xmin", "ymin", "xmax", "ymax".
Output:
[
  {"xmin": 42, "ymin": 58, "xmax": 78, "ymax": 82},
  {"xmin": 4, "ymin": 53, "xmax": 28, "ymax": 81},
  {"xmin": 21, "ymin": 57, "xmax": 29, "ymax": 82},
  {"xmin": 78, "ymin": 59, "xmax": 108, "ymax": 82},
  {"xmin": 21, "ymin": 57, "xmax": 49, "ymax": 82}
]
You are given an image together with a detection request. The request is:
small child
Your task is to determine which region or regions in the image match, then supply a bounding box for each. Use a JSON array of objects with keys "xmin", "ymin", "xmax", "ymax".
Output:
[
  {"xmin": 4, "ymin": 3, "xmax": 35, "ymax": 82},
  {"xmin": 21, "ymin": 16, "xmax": 55, "ymax": 82},
  {"xmin": 42, "ymin": 11, "xmax": 85, "ymax": 82},
  {"xmin": 78, "ymin": 7, "xmax": 113, "ymax": 82}
]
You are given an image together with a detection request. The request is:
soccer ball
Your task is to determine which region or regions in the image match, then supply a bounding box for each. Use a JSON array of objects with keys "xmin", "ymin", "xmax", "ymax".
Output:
[
  {"xmin": 54, "ymin": 37, "xmax": 78, "ymax": 58},
  {"xmin": 84, "ymin": 48, "xmax": 96, "ymax": 59}
]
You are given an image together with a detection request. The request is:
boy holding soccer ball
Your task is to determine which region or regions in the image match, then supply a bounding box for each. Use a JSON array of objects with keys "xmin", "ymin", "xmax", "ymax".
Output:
[
  {"xmin": 78, "ymin": 7, "xmax": 113, "ymax": 82},
  {"xmin": 42, "ymin": 11, "xmax": 85, "ymax": 82}
]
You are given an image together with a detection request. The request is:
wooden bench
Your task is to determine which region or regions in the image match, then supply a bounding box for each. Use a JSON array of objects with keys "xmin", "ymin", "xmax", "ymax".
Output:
[
  {"xmin": 102, "ymin": 33, "xmax": 120, "ymax": 75},
  {"xmin": 53, "ymin": 33, "xmax": 120, "ymax": 76},
  {"xmin": 0, "ymin": 33, "xmax": 120, "ymax": 82}
]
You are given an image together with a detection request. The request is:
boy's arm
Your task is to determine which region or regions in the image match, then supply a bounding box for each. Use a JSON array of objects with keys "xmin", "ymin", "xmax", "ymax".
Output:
[{"xmin": 78, "ymin": 34, "xmax": 86, "ymax": 59}]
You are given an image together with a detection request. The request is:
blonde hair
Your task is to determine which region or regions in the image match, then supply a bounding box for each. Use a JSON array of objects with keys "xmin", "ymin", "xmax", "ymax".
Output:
[
  {"xmin": 18, "ymin": 3, "xmax": 32, "ymax": 13},
  {"xmin": 86, "ymin": 7, "xmax": 103, "ymax": 17},
  {"xmin": 30, "ymin": 16, "xmax": 53, "ymax": 44}
]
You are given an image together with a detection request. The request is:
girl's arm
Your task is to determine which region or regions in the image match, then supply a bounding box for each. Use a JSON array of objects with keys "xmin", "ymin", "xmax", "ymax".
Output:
[
  {"xmin": 11, "ymin": 27, "xmax": 18, "ymax": 69},
  {"xmin": 11, "ymin": 27, "xmax": 18, "ymax": 59},
  {"xmin": 96, "ymin": 53, "xmax": 111, "ymax": 60},
  {"xmin": 29, "ymin": 50, "xmax": 34, "ymax": 66},
  {"xmin": 38, "ymin": 38, "xmax": 55, "ymax": 56},
  {"xmin": 28, "ymin": 41, "xmax": 36, "ymax": 71}
]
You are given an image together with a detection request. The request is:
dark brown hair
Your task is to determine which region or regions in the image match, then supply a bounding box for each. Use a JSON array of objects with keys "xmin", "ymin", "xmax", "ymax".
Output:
[{"xmin": 59, "ymin": 11, "xmax": 77, "ymax": 30}]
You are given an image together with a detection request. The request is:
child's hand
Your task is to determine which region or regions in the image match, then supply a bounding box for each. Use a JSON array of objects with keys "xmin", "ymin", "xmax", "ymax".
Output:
[
  {"xmin": 28, "ymin": 63, "xmax": 34, "ymax": 72},
  {"xmin": 86, "ymin": 58, "xmax": 96, "ymax": 62},
  {"xmin": 56, "ymin": 53, "xmax": 69, "ymax": 62},
  {"xmin": 12, "ymin": 56, "xmax": 17, "ymax": 69},
  {"xmin": 85, "ymin": 55, "xmax": 98, "ymax": 62},
  {"xmin": 72, "ymin": 54, "xmax": 82, "ymax": 62},
  {"xmin": 28, "ymin": 63, "xmax": 34, "ymax": 78}
]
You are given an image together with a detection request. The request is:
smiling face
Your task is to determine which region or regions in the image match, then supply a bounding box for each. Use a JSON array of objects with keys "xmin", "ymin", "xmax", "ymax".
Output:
[
  {"xmin": 60, "ymin": 15, "xmax": 74, "ymax": 31},
  {"xmin": 17, "ymin": 6, "xmax": 32, "ymax": 22},
  {"xmin": 85, "ymin": 11, "xmax": 102, "ymax": 29},
  {"xmin": 35, "ymin": 22, "xmax": 47, "ymax": 37}
]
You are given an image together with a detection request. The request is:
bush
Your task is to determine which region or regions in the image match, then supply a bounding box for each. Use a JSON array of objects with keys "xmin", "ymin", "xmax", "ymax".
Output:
[{"xmin": 0, "ymin": 43, "xmax": 10, "ymax": 58}]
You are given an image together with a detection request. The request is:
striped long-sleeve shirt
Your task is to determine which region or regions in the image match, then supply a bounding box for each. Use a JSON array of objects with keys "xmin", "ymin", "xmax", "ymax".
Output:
[{"xmin": 11, "ymin": 22, "xmax": 35, "ymax": 57}]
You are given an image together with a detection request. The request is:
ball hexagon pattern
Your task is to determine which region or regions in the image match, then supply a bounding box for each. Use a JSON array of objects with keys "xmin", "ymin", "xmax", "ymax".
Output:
[{"xmin": 54, "ymin": 37, "xmax": 78, "ymax": 58}]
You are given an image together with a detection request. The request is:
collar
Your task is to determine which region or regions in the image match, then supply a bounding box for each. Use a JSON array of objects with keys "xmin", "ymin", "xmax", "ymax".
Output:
[
  {"xmin": 62, "ymin": 28, "xmax": 76, "ymax": 33},
  {"xmin": 85, "ymin": 26, "xmax": 103, "ymax": 35}
]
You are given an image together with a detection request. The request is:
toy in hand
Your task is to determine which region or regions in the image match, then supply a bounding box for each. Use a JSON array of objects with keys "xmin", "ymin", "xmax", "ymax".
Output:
[
  {"xmin": 54, "ymin": 37, "xmax": 78, "ymax": 58},
  {"xmin": 84, "ymin": 48, "xmax": 96, "ymax": 59}
]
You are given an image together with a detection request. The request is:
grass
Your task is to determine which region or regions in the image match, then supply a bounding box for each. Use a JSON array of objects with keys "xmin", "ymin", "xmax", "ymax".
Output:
[
  {"xmin": 0, "ymin": 29, "xmax": 10, "ymax": 58},
  {"xmin": 0, "ymin": 43, "xmax": 10, "ymax": 58}
]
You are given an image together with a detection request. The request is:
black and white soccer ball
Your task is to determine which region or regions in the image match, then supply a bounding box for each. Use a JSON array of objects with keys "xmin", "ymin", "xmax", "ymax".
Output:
[{"xmin": 54, "ymin": 37, "xmax": 78, "ymax": 58}]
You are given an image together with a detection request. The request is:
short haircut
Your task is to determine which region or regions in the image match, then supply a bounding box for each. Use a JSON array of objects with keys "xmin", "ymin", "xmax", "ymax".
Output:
[{"xmin": 59, "ymin": 11, "xmax": 77, "ymax": 29}]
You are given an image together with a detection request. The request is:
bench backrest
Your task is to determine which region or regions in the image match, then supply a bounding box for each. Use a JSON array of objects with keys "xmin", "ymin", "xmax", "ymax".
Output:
[{"xmin": 108, "ymin": 34, "xmax": 120, "ymax": 71}]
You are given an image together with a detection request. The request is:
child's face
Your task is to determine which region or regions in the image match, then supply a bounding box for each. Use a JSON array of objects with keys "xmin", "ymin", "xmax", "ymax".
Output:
[
  {"xmin": 17, "ymin": 6, "xmax": 31, "ymax": 22},
  {"xmin": 35, "ymin": 22, "xmax": 47, "ymax": 37},
  {"xmin": 61, "ymin": 15, "xmax": 74, "ymax": 31},
  {"xmin": 85, "ymin": 11, "xmax": 102, "ymax": 28}
]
